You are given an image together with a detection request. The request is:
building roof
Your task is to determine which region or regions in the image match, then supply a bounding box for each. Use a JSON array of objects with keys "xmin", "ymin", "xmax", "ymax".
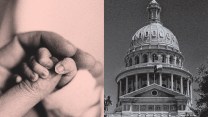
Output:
[
  {"xmin": 129, "ymin": 0, "xmax": 180, "ymax": 52},
  {"xmin": 131, "ymin": 23, "xmax": 180, "ymax": 51}
]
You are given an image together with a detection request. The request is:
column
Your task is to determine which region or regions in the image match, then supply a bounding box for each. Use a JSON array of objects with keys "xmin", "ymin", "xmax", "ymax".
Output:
[
  {"xmin": 174, "ymin": 56, "xmax": 177, "ymax": 65},
  {"xmin": 148, "ymin": 53, "xmax": 152, "ymax": 63},
  {"xmin": 117, "ymin": 82, "xmax": 119, "ymax": 103},
  {"xmin": 159, "ymin": 73, "xmax": 162, "ymax": 86},
  {"xmin": 133, "ymin": 56, "xmax": 136, "ymax": 65},
  {"xmin": 179, "ymin": 59, "xmax": 182, "ymax": 67},
  {"xmin": 175, "ymin": 77, "xmax": 178, "ymax": 91},
  {"xmin": 139, "ymin": 53, "xmax": 142, "ymax": 64},
  {"xmin": 130, "ymin": 104, "xmax": 132, "ymax": 112},
  {"xmin": 166, "ymin": 55, "xmax": 170, "ymax": 64},
  {"xmin": 158, "ymin": 54, "xmax": 162, "ymax": 62},
  {"xmin": 171, "ymin": 74, "xmax": 174, "ymax": 90},
  {"xmin": 119, "ymin": 80, "xmax": 122, "ymax": 96},
  {"xmin": 187, "ymin": 79, "xmax": 190, "ymax": 96},
  {"xmin": 190, "ymin": 82, "xmax": 193, "ymax": 104},
  {"xmin": 139, "ymin": 75, "xmax": 142, "ymax": 89},
  {"xmin": 136, "ymin": 74, "xmax": 138, "ymax": 90},
  {"xmin": 147, "ymin": 73, "xmax": 150, "ymax": 86},
  {"xmin": 126, "ymin": 77, "xmax": 128, "ymax": 94},
  {"xmin": 180, "ymin": 77, "xmax": 183, "ymax": 94}
]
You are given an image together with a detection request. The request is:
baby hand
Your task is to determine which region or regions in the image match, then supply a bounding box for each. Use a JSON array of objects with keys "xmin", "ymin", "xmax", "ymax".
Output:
[{"xmin": 19, "ymin": 47, "xmax": 77, "ymax": 91}]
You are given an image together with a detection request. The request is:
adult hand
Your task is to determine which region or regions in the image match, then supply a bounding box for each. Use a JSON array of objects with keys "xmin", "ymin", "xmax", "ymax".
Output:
[
  {"xmin": 0, "ymin": 31, "xmax": 103, "ymax": 117},
  {"xmin": 0, "ymin": 57, "xmax": 78, "ymax": 117},
  {"xmin": 0, "ymin": 31, "xmax": 103, "ymax": 87}
]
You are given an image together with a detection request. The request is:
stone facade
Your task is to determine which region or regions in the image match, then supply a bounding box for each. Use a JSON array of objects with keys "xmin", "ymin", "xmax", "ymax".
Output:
[{"xmin": 114, "ymin": 0, "xmax": 195, "ymax": 116}]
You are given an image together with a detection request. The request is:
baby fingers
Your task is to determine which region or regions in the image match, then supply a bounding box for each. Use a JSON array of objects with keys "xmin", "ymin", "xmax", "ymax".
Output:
[
  {"xmin": 36, "ymin": 47, "xmax": 54, "ymax": 69},
  {"xmin": 29, "ymin": 56, "xmax": 49, "ymax": 79},
  {"xmin": 22, "ymin": 62, "xmax": 39, "ymax": 82}
]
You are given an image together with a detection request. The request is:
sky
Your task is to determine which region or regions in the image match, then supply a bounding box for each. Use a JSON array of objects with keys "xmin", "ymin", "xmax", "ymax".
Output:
[{"xmin": 105, "ymin": 0, "xmax": 208, "ymax": 112}]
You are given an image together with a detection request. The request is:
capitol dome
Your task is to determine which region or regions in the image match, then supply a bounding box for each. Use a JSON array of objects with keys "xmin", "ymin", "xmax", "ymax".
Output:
[
  {"xmin": 131, "ymin": 23, "xmax": 179, "ymax": 51},
  {"xmin": 129, "ymin": 0, "xmax": 180, "ymax": 53}
]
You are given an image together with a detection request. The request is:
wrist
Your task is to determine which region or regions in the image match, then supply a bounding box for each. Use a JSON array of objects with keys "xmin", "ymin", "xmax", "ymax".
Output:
[{"xmin": 0, "ymin": 82, "xmax": 41, "ymax": 117}]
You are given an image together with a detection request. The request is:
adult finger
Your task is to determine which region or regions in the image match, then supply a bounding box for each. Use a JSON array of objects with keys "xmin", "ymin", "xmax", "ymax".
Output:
[
  {"xmin": 73, "ymin": 49, "xmax": 103, "ymax": 78},
  {"xmin": 22, "ymin": 62, "xmax": 39, "ymax": 82},
  {"xmin": 72, "ymin": 49, "xmax": 96, "ymax": 70},
  {"xmin": 89, "ymin": 61, "xmax": 104, "ymax": 86},
  {"xmin": 0, "ymin": 31, "xmax": 103, "ymax": 77},
  {"xmin": 89, "ymin": 61, "xmax": 103, "ymax": 78},
  {"xmin": 55, "ymin": 58, "xmax": 77, "ymax": 87},
  {"xmin": 36, "ymin": 47, "xmax": 54, "ymax": 69},
  {"xmin": 17, "ymin": 31, "xmax": 77, "ymax": 58},
  {"xmin": 29, "ymin": 56, "xmax": 49, "ymax": 79},
  {"xmin": 0, "ymin": 31, "xmax": 77, "ymax": 70}
]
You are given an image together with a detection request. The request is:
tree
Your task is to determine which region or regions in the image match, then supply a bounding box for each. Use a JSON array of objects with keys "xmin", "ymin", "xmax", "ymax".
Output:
[
  {"xmin": 194, "ymin": 60, "xmax": 208, "ymax": 117},
  {"xmin": 104, "ymin": 95, "xmax": 112, "ymax": 112}
]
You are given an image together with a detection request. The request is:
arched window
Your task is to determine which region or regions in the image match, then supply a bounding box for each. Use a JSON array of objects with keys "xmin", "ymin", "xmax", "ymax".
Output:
[
  {"xmin": 169, "ymin": 56, "xmax": 174, "ymax": 64},
  {"xmin": 145, "ymin": 32, "xmax": 148, "ymax": 37},
  {"xmin": 135, "ymin": 55, "xmax": 139, "ymax": 64},
  {"xmin": 176, "ymin": 58, "xmax": 180, "ymax": 65},
  {"xmin": 139, "ymin": 33, "xmax": 142, "ymax": 38},
  {"xmin": 125, "ymin": 59, "xmax": 129, "ymax": 67},
  {"xmin": 142, "ymin": 54, "xmax": 148, "ymax": 63},
  {"xmin": 129, "ymin": 58, "xmax": 132, "ymax": 66},
  {"xmin": 162, "ymin": 54, "xmax": 166, "ymax": 63},
  {"xmin": 159, "ymin": 30, "xmax": 164, "ymax": 38},
  {"xmin": 152, "ymin": 30, "xmax": 156, "ymax": 37},
  {"xmin": 121, "ymin": 79, "xmax": 126, "ymax": 95},
  {"xmin": 152, "ymin": 54, "xmax": 158, "ymax": 62}
]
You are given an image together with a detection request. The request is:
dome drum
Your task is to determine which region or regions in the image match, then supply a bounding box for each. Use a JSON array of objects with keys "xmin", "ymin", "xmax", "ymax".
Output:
[
  {"xmin": 124, "ymin": 49, "xmax": 184, "ymax": 68},
  {"xmin": 129, "ymin": 44, "xmax": 181, "ymax": 54},
  {"xmin": 116, "ymin": 65, "xmax": 192, "ymax": 83}
]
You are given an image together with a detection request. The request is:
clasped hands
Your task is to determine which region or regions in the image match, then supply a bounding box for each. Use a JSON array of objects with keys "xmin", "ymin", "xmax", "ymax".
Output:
[{"xmin": 0, "ymin": 31, "xmax": 103, "ymax": 117}]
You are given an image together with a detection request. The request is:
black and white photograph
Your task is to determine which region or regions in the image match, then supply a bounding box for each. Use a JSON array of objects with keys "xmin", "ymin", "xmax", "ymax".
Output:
[{"xmin": 105, "ymin": 0, "xmax": 208, "ymax": 117}]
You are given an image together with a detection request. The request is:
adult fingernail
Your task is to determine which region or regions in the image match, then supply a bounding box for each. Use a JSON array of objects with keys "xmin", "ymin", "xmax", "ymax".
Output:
[{"xmin": 55, "ymin": 64, "xmax": 65, "ymax": 73}]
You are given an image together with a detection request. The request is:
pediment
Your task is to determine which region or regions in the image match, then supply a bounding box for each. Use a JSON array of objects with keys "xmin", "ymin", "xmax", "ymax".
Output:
[
  {"xmin": 134, "ymin": 89, "xmax": 174, "ymax": 97},
  {"xmin": 122, "ymin": 84, "xmax": 184, "ymax": 98}
]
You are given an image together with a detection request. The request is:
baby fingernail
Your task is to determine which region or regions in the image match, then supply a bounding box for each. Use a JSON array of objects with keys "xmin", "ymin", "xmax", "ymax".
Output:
[
  {"xmin": 32, "ymin": 73, "xmax": 38, "ymax": 81},
  {"xmin": 55, "ymin": 64, "xmax": 65, "ymax": 73},
  {"xmin": 42, "ymin": 70, "xmax": 49, "ymax": 78},
  {"xmin": 16, "ymin": 76, "xmax": 22, "ymax": 83}
]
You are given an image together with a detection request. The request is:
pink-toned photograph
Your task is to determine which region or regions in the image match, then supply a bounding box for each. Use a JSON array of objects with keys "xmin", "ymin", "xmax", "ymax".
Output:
[{"xmin": 0, "ymin": 0, "xmax": 103, "ymax": 117}]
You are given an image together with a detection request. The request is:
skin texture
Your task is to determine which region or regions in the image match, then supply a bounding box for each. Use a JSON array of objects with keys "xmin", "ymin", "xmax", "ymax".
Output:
[
  {"xmin": 0, "ymin": 31, "xmax": 103, "ymax": 117},
  {"xmin": 22, "ymin": 48, "xmax": 78, "ymax": 88}
]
